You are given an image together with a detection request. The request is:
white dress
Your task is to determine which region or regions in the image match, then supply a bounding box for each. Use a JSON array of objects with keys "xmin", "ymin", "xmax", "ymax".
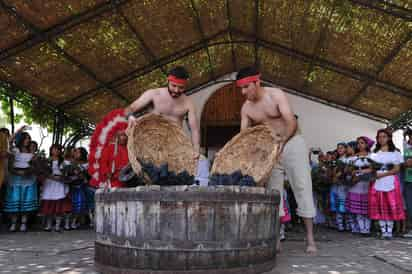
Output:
[{"xmin": 41, "ymin": 160, "xmax": 69, "ymax": 200}]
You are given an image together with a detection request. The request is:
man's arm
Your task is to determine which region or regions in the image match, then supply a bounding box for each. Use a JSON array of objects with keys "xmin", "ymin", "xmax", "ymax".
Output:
[
  {"xmin": 275, "ymin": 89, "xmax": 297, "ymax": 144},
  {"xmin": 187, "ymin": 100, "xmax": 200, "ymax": 155},
  {"xmin": 240, "ymin": 104, "xmax": 251, "ymax": 131},
  {"xmin": 124, "ymin": 89, "xmax": 155, "ymax": 116}
]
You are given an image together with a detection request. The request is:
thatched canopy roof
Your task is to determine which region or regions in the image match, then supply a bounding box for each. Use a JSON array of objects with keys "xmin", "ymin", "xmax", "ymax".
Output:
[{"xmin": 0, "ymin": 0, "xmax": 411, "ymax": 123}]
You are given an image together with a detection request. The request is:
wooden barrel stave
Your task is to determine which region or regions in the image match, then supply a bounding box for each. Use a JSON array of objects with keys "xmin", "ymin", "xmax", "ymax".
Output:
[{"xmin": 95, "ymin": 186, "xmax": 279, "ymax": 274}]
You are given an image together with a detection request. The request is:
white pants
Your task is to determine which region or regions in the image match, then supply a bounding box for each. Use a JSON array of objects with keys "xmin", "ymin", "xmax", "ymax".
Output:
[{"xmin": 267, "ymin": 135, "xmax": 316, "ymax": 218}]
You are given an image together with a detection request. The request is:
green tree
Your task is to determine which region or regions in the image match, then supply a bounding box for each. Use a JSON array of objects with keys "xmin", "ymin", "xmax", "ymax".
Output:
[{"xmin": 0, "ymin": 83, "xmax": 86, "ymax": 134}]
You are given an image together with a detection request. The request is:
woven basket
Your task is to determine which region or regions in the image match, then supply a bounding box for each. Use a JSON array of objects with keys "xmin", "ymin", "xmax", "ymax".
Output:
[
  {"xmin": 127, "ymin": 114, "xmax": 197, "ymax": 179},
  {"xmin": 211, "ymin": 125, "xmax": 279, "ymax": 187}
]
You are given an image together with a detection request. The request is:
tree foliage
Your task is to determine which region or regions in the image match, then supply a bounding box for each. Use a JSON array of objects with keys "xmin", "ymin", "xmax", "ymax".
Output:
[{"xmin": 0, "ymin": 83, "xmax": 85, "ymax": 134}]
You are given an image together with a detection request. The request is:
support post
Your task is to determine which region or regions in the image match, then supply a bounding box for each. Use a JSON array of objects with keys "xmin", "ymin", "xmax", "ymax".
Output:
[{"xmin": 9, "ymin": 96, "xmax": 14, "ymax": 134}]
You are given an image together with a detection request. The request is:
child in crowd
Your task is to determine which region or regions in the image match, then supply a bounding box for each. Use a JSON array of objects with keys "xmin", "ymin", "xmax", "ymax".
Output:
[
  {"xmin": 40, "ymin": 144, "xmax": 71, "ymax": 232},
  {"xmin": 280, "ymin": 189, "xmax": 292, "ymax": 241},
  {"xmin": 71, "ymin": 147, "xmax": 89, "ymax": 229},
  {"xmin": 344, "ymin": 141, "xmax": 357, "ymax": 232},
  {"xmin": 330, "ymin": 143, "xmax": 350, "ymax": 231}
]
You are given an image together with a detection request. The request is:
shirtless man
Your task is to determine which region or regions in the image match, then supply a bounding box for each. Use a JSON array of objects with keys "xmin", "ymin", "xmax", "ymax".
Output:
[
  {"xmin": 125, "ymin": 66, "xmax": 200, "ymax": 157},
  {"xmin": 237, "ymin": 67, "xmax": 317, "ymax": 253}
]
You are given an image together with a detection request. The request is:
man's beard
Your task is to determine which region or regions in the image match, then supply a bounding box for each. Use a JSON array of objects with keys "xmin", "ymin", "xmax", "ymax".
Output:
[
  {"xmin": 246, "ymin": 94, "xmax": 256, "ymax": 101},
  {"xmin": 168, "ymin": 87, "xmax": 182, "ymax": 98}
]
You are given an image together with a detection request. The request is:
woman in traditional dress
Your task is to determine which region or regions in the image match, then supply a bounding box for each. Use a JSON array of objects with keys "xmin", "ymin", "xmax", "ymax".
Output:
[
  {"xmin": 4, "ymin": 132, "xmax": 38, "ymax": 232},
  {"xmin": 345, "ymin": 137, "xmax": 374, "ymax": 235},
  {"xmin": 369, "ymin": 129, "xmax": 405, "ymax": 239}
]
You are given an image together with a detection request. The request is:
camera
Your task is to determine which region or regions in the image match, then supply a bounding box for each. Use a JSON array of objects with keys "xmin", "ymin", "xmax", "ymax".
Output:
[
  {"xmin": 311, "ymin": 147, "xmax": 321, "ymax": 155},
  {"xmin": 325, "ymin": 160, "xmax": 337, "ymax": 168}
]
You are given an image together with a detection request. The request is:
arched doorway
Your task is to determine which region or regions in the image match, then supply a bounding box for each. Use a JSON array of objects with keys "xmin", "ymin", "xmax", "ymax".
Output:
[{"xmin": 200, "ymin": 83, "xmax": 245, "ymax": 159}]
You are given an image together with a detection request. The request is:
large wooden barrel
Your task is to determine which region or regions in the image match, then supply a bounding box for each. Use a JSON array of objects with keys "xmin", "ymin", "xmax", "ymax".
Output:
[{"xmin": 95, "ymin": 186, "xmax": 280, "ymax": 274}]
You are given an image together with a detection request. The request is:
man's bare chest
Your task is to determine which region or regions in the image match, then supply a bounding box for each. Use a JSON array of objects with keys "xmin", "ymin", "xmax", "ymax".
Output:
[
  {"xmin": 153, "ymin": 98, "xmax": 187, "ymax": 117},
  {"xmin": 247, "ymin": 102, "xmax": 281, "ymax": 123}
]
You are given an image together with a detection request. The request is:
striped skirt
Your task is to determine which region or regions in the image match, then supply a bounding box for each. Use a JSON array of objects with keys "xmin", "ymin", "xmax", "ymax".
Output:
[
  {"xmin": 4, "ymin": 174, "xmax": 38, "ymax": 213},
  {"xmin": 346, "ymin": 181, "xmax": 369, "ymax": 215}
]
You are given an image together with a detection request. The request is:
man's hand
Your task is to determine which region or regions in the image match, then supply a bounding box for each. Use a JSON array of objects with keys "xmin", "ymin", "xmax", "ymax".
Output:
[
  {"xmin": 275, "ymin": 142, "xmax": 283, "ymax": 162},
  {"xmin": 274, "ymin": 132, "xmax": 285, "ymax": 162},
  {"xmin": 193, "ymin": 151, "xmax": 200, "ymax": 160},
  {"xmin": 126, "ymin": 116, "xmax": 137, "ymax": 136}
]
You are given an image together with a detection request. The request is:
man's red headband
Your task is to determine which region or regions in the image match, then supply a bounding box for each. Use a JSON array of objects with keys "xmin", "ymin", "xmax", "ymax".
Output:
[
  {"xmin": 168, "ymin": 75, "xmax": 187, "ymax": 85},
  {"xmin": 236, "ymin": 74, "xmax": 261, "ymax": 87}
]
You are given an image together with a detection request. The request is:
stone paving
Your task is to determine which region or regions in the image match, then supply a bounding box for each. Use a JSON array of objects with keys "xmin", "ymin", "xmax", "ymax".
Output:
[
  {"xmin": 271, "ymin": 229, "xmax": 412, "ymax": 274},
  {"xmin": 0, "ymin": 227, "xmax": 411, "ymax": 274},
  {"xmin": 0, "ymin": 229, "xmax": 96, "ymax": 274}
]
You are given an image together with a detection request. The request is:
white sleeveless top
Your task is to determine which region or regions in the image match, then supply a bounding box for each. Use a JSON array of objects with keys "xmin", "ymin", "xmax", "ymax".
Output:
[
  {"xmin": 370, "ymin": 151, "xmax": 402, "ymax": 192},
  {"xmin": 12, "ymin": 148, "xmax": 33, "ymax": 169}
]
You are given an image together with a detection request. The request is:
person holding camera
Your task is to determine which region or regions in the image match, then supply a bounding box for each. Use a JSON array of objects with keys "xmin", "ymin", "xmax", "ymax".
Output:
[
  {"xmin": 309, "ymin": 148, "xmax": 328, "ymax": 225},
  {"xmin": 309, "ymin": 148, "xmax": 322, "ymax": 167},
  {"xmin": 329, "ymin": 143, "xmax": 350, "ymax": 232}
]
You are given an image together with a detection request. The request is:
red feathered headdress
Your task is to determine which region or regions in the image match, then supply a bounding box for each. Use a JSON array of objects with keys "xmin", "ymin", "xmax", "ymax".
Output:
[{"xmin": 88, "ymin": 108, "xmax": 128, "ymax": 187}]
